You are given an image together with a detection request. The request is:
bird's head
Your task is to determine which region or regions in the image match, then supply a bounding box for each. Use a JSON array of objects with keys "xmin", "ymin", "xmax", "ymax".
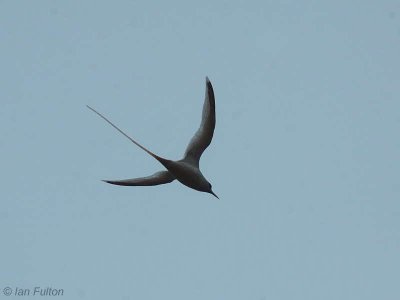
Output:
[{"xmin": 206, "ymin": 182, "xmax": 219, "ymax": 199}]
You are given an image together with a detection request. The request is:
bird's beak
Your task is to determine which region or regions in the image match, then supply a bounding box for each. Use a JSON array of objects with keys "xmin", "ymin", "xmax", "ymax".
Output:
[{"xmin": 210, "ymin": 190, "xmax": 219, "ymax": 199}]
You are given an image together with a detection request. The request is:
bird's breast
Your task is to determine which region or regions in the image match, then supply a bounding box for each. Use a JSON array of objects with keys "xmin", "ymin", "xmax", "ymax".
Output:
[{"xmin": 163, "ymin": 161, "xmax": 206, "ymax": 191}]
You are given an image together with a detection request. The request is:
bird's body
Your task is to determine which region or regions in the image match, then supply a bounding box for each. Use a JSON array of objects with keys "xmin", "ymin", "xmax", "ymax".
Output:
[
  {"xmin": 164, "ymin": 159, "xmax": 209, "ymax": 191},
  {"xmin": 88, "ymin": 77, "xmax": 218, "ymax": 198}
]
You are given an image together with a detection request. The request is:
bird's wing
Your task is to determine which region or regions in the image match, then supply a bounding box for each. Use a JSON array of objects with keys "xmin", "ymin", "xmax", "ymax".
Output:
[
  {"xmin": 183, "ymin": 77, "xmax": 216, "ymax": 166},
  {"xmin": 103, "ymin": 170, "xmax": 175, "ymax": 186}
]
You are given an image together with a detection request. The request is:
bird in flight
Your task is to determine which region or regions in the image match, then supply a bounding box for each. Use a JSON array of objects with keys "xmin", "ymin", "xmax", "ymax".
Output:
[{"xmin": 87, "ymin": 77, "xmax": 219, "ymax": 199}]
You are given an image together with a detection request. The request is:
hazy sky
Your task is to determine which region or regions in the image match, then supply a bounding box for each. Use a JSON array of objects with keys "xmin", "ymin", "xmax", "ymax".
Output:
[{"xmin": 1, "ymin": 1, "xmax": 400, "ymax": 299}]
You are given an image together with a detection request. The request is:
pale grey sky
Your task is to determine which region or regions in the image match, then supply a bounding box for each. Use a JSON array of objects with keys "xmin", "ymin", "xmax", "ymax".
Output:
[{"xmin": 1, "ymin": 1, "xmax": 400, "ymax": 299}]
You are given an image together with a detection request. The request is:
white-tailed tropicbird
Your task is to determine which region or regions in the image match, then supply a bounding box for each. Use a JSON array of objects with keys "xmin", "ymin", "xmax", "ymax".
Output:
[{"xmin": 87, "ymin": 77, "xmax": 218, "ymax": 199}]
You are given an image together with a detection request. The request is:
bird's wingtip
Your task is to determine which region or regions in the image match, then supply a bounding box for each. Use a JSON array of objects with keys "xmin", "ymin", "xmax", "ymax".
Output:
[{"xmin": 206, "ymin": 76, "xmax": 210, "ymax": 83}]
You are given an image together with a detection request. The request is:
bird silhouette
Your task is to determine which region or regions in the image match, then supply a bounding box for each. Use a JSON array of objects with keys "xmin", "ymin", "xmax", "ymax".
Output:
[{"xmin": 87, "ymin": 77, "xmax": 218, "ymax": 198}]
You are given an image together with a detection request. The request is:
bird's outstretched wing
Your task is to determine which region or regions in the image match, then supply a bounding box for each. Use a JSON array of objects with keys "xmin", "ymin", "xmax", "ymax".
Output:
[
  {"xmin": 103, "ymin": 170, "xmax": 175, "ymax": 186},
  {"xmin": 183, "ymin": 77, "xmax": 216, "ymax": 166}
]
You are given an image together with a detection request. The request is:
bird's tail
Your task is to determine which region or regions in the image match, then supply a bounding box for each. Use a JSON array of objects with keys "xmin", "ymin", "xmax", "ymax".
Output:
[{"xmin": 87, "ymin": 105, "xmax": 168, "ymax": 165}]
